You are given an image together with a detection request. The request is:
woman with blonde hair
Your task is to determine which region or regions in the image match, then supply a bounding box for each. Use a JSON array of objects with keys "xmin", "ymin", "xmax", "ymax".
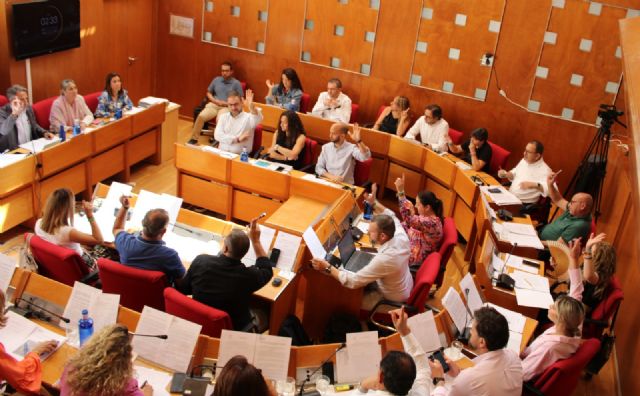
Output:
[
  {"xmin": 373, "ymin": 96, "xmax": 411, "ymax": 136},
  {"xmin": 35, "ymin": 188, "xmax": 103, "ymax": 268},
  {"xmin": 59, "ymin": 324, "xmax": 153, "ymax": 396},
  {"xmin": 571, "ymin": 233, "xmax": 617, "ymax": 311}
]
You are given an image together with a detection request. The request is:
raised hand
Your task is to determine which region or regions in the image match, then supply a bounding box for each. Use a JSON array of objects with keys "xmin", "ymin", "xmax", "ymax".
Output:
[
  {"xmin": 265, "ymin": 79, "xmax": 274, "ymax": 90},
  {"xmin": 10, "ymin": 97, "xmax": 25, "ymax": 117},
  {"xmin": 400, "ymin": 107, "xmax": 410, "ymax": 119},
  {"xmin": 394, "ymin": 174, "xmax": 405, "ymax": 193},
  {"xmin": 585, "ymin": 232, "xmax": 606, "ymax": 253},
  {"xmin": 248, "ymin": 217, "xmax": 261, "ymax": 241},
  {"xmin": 245, "ymin": 89, "xmax": 254, "ymax": 107},
  {"xmin": 390, "ymin": 307, "xmax": 410, "ymax": 336},
  {"xmin": 348, "ymin": 123, "xmax": 362, "ymax": 143}
]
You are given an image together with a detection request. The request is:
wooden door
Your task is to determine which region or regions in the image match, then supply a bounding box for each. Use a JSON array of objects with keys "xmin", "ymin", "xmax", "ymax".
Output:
[{"xmin": 124, "ymin": 0, "xmax": 156, "ymax": 102}]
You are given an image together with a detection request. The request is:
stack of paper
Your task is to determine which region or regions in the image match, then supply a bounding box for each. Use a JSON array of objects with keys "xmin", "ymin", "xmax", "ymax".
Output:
[
  {"xmin": 504, "ymin": 255, "xmax": 540, "ymax": 274},
  {"xmin": 301, "ymin": 173, "xmax": 341, "ymax": 189},
  {"xmin": 511, "ymin": 271, "xmax": 554, "ymax": 309},
  {"xmin": 336, "ymin": 331, "xmax": 381, "ymax": 383},
  {"xmin": 19, "ymin": 136, "xmax": 61, "ymax": 153},
  {"xmin": 163, "ymin": 231, "xmax": 220, "ymax": 264},
  {"xmin": 480, "ymin": 186, "xmax": 522, "ymax": 206},
  {"xmin": 133, "ymin": 365, "xmax": 173, "ymax": 396},
  {"xmin": 0, "ymin": 153, "xmax": 28, "ymax": 168},
  {"xmin": 62, "ymin": 282, "xmax": 120, "ymax": 337},
  {"xmin": 0, "ymin": 253, "xmax": 16, "ymax": 293},
  {"xmin": 0, "ymin": 311, "xmax": 66, "ymax": 360},
  {"xmin": 218, "ymin": 330, "xmax": 292, "ymax": 381},
  {"xmin": 497, "ymin": 222, "xmax": 544, "ymax": 249},
  {"xmin": 201, "ymin": 145, "xmax": 238, "ymax": 159}
]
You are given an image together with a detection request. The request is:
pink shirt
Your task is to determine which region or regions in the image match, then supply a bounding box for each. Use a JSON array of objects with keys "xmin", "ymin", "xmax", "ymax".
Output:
[
  {"xmin": 49, "ymin": 95, "xmax": 94, "ymax": 132},
  {"xmin": 59, "ymin": 366, "xmax": 144, "ymax": 396}
]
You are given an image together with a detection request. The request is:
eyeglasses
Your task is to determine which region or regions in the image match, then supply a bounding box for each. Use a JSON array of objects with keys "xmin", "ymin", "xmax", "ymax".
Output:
[{"xmin": 221, "ymin": 69, "xmax": 232, "ymax": 73}]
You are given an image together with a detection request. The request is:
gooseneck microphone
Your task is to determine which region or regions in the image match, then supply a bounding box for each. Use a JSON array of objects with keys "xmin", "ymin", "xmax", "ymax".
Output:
[
  {"xmin": 14, "ymin": 297, "xmax": 71, "ymax": 323},
  {"xmin": 128, "ymin": 332, "xmax": 169, "ymax": 339},
  {"xmin": 496, "ymin": 242, "xmax": 517, "ymax": 290},
  {"xmin": 457, "ymin": 288, "xmax": 473, "ymax": 344},
  {"xmin": 299, "ymin": 343, "xmax": 346, "ymax": 396}
]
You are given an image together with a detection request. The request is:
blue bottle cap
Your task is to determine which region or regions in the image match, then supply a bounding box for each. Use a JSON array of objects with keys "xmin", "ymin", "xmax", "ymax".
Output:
[{"xmin": 81, "ymin": 309, "xmax": 88, "ymax": 315}]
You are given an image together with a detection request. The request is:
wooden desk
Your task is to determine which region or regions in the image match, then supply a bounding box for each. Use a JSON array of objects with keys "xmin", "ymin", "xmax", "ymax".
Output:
[{"xmin": 266, "ymin": 195, "xmax": 329, "ymax": 235}]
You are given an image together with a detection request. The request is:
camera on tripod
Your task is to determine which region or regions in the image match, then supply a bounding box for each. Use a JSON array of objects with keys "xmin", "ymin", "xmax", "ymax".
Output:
[{"xmin": 598, "ymin": 104, "xmax": 623, "ymax": 123}]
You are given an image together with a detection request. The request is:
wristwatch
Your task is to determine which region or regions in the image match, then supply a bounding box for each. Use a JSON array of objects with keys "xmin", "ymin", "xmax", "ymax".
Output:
[
  {"xmin": 432, "ymin": 377, "xmax": 445, "ymax": 386},
  {"xmin": 324, "ymin": 264, "xmax": 332, "ymax": 274}
]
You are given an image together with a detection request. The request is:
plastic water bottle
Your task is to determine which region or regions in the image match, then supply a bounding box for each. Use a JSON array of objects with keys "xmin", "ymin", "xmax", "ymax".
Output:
[
  {"xmin": 59, "ymin": 124, "xmax": 66, "ymax": 142},
  {"xmin": 72, "ymin": 119, "xmax": 81, "ymax": 137},
  {"xmin": 240, "ymin": 148, "xmax": 249, "ymax": 162},
  {"xmin": 115, "ymin": 102, "xmax": 123, "ymax": 120},
  {"xmin": 363, "ymin": 201, "xmax": 374, "ymax": 220},
  {"xmin": 78, "ymin": 309, "xmax": 94, "ymax": 347}
]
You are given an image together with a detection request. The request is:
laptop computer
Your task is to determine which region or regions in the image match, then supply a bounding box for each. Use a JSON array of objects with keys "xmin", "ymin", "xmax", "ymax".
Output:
[{"xmin": 337, "ymin": 230, "xmax": 375, "ymax": 272}]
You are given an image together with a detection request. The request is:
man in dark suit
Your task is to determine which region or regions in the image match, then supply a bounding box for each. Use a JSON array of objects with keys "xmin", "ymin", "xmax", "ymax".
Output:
[{"xmin": 0, "ymin": 85, "xmax": 54, "ymax": 152}]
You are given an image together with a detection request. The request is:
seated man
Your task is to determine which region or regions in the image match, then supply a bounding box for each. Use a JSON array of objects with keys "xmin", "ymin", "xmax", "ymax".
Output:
[
  {"xmin": 188, "ymin": 61, "xmax": 244, "ymax": 144},
  {"xmin": 447, "ymin": 127, "xmax": 492, "ymax": 173},
  {"xmin": 498, "ymin": 140, "xmax": 551, "ymax": 204},
  {"xmin": 315, "ymin": 122, "xmax": 371, "ymax": 184},
  {"xmin": 311, "ymin": 184, "xmax": 413, "ymax": 310},
  {"xmin": 178, "ymin": 218, "xmax": 273, "ymax": 331},
  {"xmin": 539, "ymin": 171, "xmax": 592, "ymax": 242},
  {"xmin": 112, "ymin": 196, "xmax": 185, "ymax": 285},
  {"xmin": 403, "ymin": 104, "xmax": 449, "ymax": 153},
  {"xmin": 214, "ymin": 89, "xmax": 262, "ymax": 154},
  {"xmin": 358, "ymin": 307, "xmax": 432, "ymax": 395},
  {"xmin": 429, "ymin": 306, "xmax": 523, "ymax": 395},
  {"xmin": 0, "ymin": 84, "xmax": 54, "ymax": 152},
  {"xmin": 311, "ymin": 78, "xmax": 352, "ymax": 123}
]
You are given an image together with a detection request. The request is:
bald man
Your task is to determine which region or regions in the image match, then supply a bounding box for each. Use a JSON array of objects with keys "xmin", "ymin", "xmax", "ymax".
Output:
[{"xmin": 539, "ymin": 171, "xmax": 592, "ymax": 243}]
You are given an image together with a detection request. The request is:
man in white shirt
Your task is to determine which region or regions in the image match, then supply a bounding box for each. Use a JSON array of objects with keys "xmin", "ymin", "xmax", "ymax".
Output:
[
  {"xmin": 315, "ymin": 122, "xmax": 371, "ymax": 184},
  {"xmin": 429, "ymin": 306, "xmax": 523, "ymax": 396},
  {"xmin": 311, "ymin": 184, "xmax": 413, "ymax": 310},
  {"xmin": 403, "ymin": 104, "xmax": 449, "ymax": 153},
  {"xmin": 214, "ymin": 89, "xmax": 262, "ymax": 154},
  {"xmin": 357, "ymin": 307, "xmax": 432, "ymax": 395},
  {"xmin": 311, "ymin": 78, "xmax": 352, "ymax": 123},
  {"xmin": 498, "ymin": 140, "xmax": 551, "ymax": 204}
]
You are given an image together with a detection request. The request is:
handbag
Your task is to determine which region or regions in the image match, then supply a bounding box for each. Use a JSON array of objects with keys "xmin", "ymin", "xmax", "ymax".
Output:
[{"xmin": 18, "ymin": 234, "xmax": 38, "ymax": 272}]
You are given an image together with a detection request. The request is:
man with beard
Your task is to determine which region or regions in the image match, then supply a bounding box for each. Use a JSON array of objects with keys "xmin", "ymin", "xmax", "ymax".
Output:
[{"xmin": 315, "ymin": 122, "xmax": 371, "ymax": 184}]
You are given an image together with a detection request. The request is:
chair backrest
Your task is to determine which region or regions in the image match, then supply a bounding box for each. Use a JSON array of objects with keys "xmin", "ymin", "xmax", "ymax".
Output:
[
  {"xmin": 532, "ymin": 338, "xmax": 601, "ymax": 396},
  {"xmin": 301, "ymin": 137, "xmax": 319, "ymax": 168},
  {"xmin": 163, "ymin": 288, "xmax": 233, "ymax": 338},
  {"xmin": 32, "ymin": 96, "xmax": 58, "ymax": 131},
  {"xmin": 376, "ymin": 104, "xmax": 387, "ymax": 119},
  {"xmin": 487, "ymin": 141, "xmax": 510, "ymax": 175},
  {"xmin": 435, "ymin": 217, "xmax": 457, "ymax": 288},
  {"xmin": 27, "ymin": 233, "xmax": 89, "ymax": 287},
  {"xmin": 97, "ymin": 258, "xmax": 167, "ymax": 312},
  {"xmin": 354, "ymin": 157, "xmax": 373, "ymax": 187},
  {"xmin": 349, "ymin": 103, "xmax": 359, "ymax": 124},
  {"xmin": 252, "ymin": 124, "xmax": 263, "ymax": 155},
  {"xmin": 300, "ymin": 92, "xmax": 311, "ymax": 113},
  {"xmin": 407, "ymin": 252, "xmax": 441, "ymax": 312},
  {"xmin": 583, "ymin": 276, "xmax": 623, "ymax": 339},
  {"xmin": 240, "ymin": 81, "xmax": 247, "ymax": 93},
  {"xmin": 0, "ymin": 95, "xmax": 8, "ymax": 107},
  {"xmin": 448, "ymin": 128, "xmax": 463, "ymax": 145},
  {"xmin": 84, "ymin": 91, "xmax": 102, "ymax": 114}
]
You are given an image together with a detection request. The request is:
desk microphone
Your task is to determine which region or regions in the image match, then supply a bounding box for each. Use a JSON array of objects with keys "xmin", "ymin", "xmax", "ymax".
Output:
[
  {"xmin": 128, "ymin": 332, "xmax": 169, "ymax": 339},
  {"xmin": 13, "ymin": 297, "xmax": 71, "ymax": 323},
  {"xmin": 299, "ymin": 343, "xmax": 346, "ymax": 396},
  {"xmin": 457, "ymin": 288, "xmax": 473, "ymax": 344},
  {"xmin": 496, "ymin": 243, "xmax": 517, "ymax": 291}
]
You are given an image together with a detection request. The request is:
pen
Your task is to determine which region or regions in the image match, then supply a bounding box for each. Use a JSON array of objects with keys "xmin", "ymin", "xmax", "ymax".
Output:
[{"xmin": 141, "ymin": 380, "xmax": 148, "ymax": 388}]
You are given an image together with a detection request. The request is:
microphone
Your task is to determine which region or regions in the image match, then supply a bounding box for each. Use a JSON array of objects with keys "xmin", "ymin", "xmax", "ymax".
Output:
[
  {"xmin": 496, "ymin": 243, "xmax": 517, "ymax": 290},
  {"xmin": 299, "ymin": 343, "xmax": 346, "ymax": 396},
  {"xmin": 457, "ymin": 288, "xmax": 473, "ymax": 344},
  {"xmin": 328, "ymin": 216, "xmax": 343, "ymax": 239},
  {"xmin": 128, "ymin": 332, "xmax": 169, "ymax": 339},
  {"xmin": 13, "ymin": 297, "xmax": 71, "ymax": 323}
]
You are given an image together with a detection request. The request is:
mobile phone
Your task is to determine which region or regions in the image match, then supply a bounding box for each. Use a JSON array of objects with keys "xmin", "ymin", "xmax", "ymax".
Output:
[
  {"xmin": 275, "ymin": 166, "xmax": 285, "ymax": 172},
  {"xmin": 522, "ymin": 259, "xmax": 539, "ymax": 268},
  {"xmin": 488, "ymin": 187, "xmax": 502, "ymax": 193},
  {"xmin": 269, "ymin": 248, "xmax": 281, "ymax": 264},
  {"xmin": 429, "ymin": 349, "xmax": 450, "ymax": 373}
]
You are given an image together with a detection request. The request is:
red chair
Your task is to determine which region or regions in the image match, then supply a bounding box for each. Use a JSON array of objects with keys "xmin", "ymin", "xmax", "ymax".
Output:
[
  {"xmin": 487, "ymin": 141, "xmax": 510, "ymax": 175},
  {"xmin": 32, "ymin": 96, "xmax": 58, "ymax": 131},
  {"xmin": 376, "ymin": 104, "xmax": 387, "ymax": 119},
  {"xmin": 299, "ymin": 137, "xmax": 319, "ymax": 173},
  {"xmin": 97, "ymin": 258, "xmax": 167, "ymax": 312},
  {"xmin": 299, "ymin": 92, "xmax": 311, "ymax": 113},
  {"xmin": 524, "ymin": 338, "xmax": 601, "ymax": 396},
  {"xmin": 0, "ymin": 95, "xmax": 8, "ymax": 107},
  {"xmin": 163, "ymin": 288, "xmax": 232, "ymax": 338},
  {"xmin": 434, "ymin": 217, "xmax": 457, "ymax": 289},
  {"xmin": 582, "ymin": 276, "xmax": 623, "ymax": 339},
  {"xmin": 448, "ymin": 128, "xmax": 463, "ymax": 145},
  {"xmin": 84, "ymin": 91, "xmax": 102, "ymax": 114},
  {"xmin": 26, "ymin": 233, "xmax": 95, "ymax": 287},
  {"xmin": 349, "ymin": 103, "xmax": 359, "ymax": 124},
  {"xmin": 354, "ymin": 157, "xmax": 373, "ymax": 187},
  {"xmin": 251, "ymin": 124, "xmax": 263, "ymax": 157},
  {"xmin": 368, "ymin": 252, "xmax": 441, "ymax": 331}
]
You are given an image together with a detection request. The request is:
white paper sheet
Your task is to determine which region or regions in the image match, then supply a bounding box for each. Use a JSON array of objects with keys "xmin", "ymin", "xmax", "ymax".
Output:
[
  {"xmin": 0, "ymin": 311, "xmax": 66, "ymax": 361},
  {"xmin": 506, "ymin": 330, "xmax": 523, "ymax": 354},
  {"xmin": 0, "ymin": 153, "xmax": 28, "ymax": 168},
  {"xmin": 133, "ymin": 365, "xmax": 172, "ymax": 396},
  {"xmin": 61, "ymin": 282, "xmax": 102, "ymax": 329},
  {"xmin": 163, "ymin": 230, "xmax": 220, "ymax": 264},
  {"xmin": 252, "ymin": 334, "xmax": 292, "ymax": 381},
  {"xmin": 218, "ymin": 329, "xmax": 259, "ymax": 367},
  {"xmin": 91, "ymin": 293, "xmax": 120, "ymax": 333},
  {"xmin": 242, "ymin": 225, "xmax": 276, "ymax": 267},
  {"xmin": 337, "ymin": 331, "xmax": 381, "ymax": 383},
  {"xmin": 19, "ymin": 136, "xmax": 61, "ymax": 153},
  {"xmin": 510, "ymin": 271, "xmax": 550, "ymax": 292},
  {"xmin": 480, "ymin": 186, "xmax": 522, "ymax": 206},
  {"xmin": 407, "ymin": 311, "xmax": 442, "ymax": 353},
  {"xmin": 301, "ymin": 173, "xmax": 341, "ymax": 189},
  {"xmin": 160, "ymin": 194, "xmax": 183, "ymax": 231},
  {"xmin": 302, "ymin": 227, "xmax": 327, "ymax": 259},
  {"xmin": 501, "ymin": 222, "xmax": 538, "ymax": 236},
  {"xmin": 505, "ymin": 255, "xmax": 539, "ymax": 274},
  {"xmin": 128, "ymin": 190, "xmax": 162, "ymax": 229},
  {"xmin": 0, "ymin": 253, "xmax": 16, "ymax": 293},
  {"xmin": 485, "ymin": 303, "xmax": 526, "ymax": 334},
  {"xmin": 459, "ymin": 273, "xmax": 484, "ymax": 313},
  {"xmin": 272, "ymin": 231, "xmax": 302, "ymax": 272},
  {"xmin": 515, "ymin": 288, "xmax": 555, "ymax": 309},
  {"xmin": 442, "ymin": 287, "xmax": 472, "ymax": 333}
]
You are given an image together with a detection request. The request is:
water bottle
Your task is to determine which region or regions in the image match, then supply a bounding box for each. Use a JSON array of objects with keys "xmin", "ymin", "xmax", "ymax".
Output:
[
  {"xmin": 115, "ymin": 102, "xmax": 123, "ymax": 120},
  {"xmin": 240, "ymin": 147, "xmax": 249, "ymax": 162},
  {"xmin": 363, "ymin": 201, "xmax": 374, "ymax": 220},
  {"xmin": 59, "ymin": 124, "xmax": 66, "ymax": 142},
  {"xmin": 72, "ymin": 119, "xmax": 81, "ymax": 137},
  {"xmin": 78, "ymin": 309, "xmax": 94, "ymax": 347}
]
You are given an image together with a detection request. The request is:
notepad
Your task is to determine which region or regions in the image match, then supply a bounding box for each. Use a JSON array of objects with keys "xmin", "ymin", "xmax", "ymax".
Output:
[{"xmin": 218, "ymin": 330, "xmax": 292, "ymax": 381}]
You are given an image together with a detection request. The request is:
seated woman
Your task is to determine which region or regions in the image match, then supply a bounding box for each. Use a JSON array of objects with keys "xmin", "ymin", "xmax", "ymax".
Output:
[
  {"xmin": 213, "ymin": 355, "xmax": 275, "ymax": 396},
  {"xmin": 266, "ymin": 110, "xmax": 306, "ymax": 169},
  {"xmin": 394, "ymin": 175, "xmax": 443, "ymax": 266},
  {"xmin": 59, "ymin": 324, "xmax": 153, "ymax": 396},
  {"xmin": 35, "ymin": 188, "xmax": 103, "ymax": 269},
  {"xmin": 49, "ymin": 79, "xmax": 94, "ymax": 132},
  {"xmin": 0, "ymin": 289, "xmax": 58, "ymax": 394},
  {"xmin": 265, "ymin": 68, "xmax": 303, "ymax": 111},
  {"xmin": 373, "ymin": 96, "xmax": 411, "ymax": 136},
  {"xmin": 95, "ymin": 72, "xmax": 134, "ymax": 118}
]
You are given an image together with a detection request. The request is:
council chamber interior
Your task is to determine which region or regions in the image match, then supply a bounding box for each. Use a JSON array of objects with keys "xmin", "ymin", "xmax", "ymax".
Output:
[{"xmin": 0, "ymin": 0, "xmax": 639, "ymax": 395}]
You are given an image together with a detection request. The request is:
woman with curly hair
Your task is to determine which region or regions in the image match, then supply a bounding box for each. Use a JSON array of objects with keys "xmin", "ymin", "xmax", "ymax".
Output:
[
  {"xmin": 59, "ymin": 324, "xmax": 153, "ymax": 396},
  {"xmin": 265, "ymin": 110, "xmax": 306, "ymax": 169}
]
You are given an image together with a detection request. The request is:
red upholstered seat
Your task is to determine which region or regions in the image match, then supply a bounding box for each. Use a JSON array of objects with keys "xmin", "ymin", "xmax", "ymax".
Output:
[
  {"xmin": 354, "ymin": 157, "xmax": 373, "ymax": 187},
  {"xmin": 163, "ymin": 288, "xmax": 233, "ymax": 338},
  {"xmin": 299, "ymin": 137, "xmax": 319, "ymax": 172},
  {"xmin": 487, "ymin": 141, "xmax": 510, "ymax": 175},
  {"xmin": 27, "ymin": 233, "xmax": 91, "ymax": 287},
  {"xmin": 32, "ymin": 96, "xmax": 58, "ymax": 131},
  {"xmin": 0, "ymin": 95, "xmax": 8, "ymax": 107},
  {"xmin": 251, "ymin": 124, "xmax": 263, "ymax": 156},
  {"xmin": 97, "ymin": 258, "xmax": 167, "ymax": 312},
  {"xmin": 583, "ymin": 276, "xmax": 623, "ymax": 339},
  {"xmin": 524, "ymin": 338, "xmax": 601, "ymax": 396},
  {"xmin": 376, "ymin": 104, "xmax": 386, "ymax": 119},
  {"xmin": 448, "ymin": 128, "xmax": 463, "ymax": 145},
  {"xmin": 434, "ymin": 217, "xmax": 457, "ymax": 289},
  {"xmin": 300, "ymin": 92, "xmax": 311, "ymax": 113},
  {"xmin": 349, "ymin": 103, "xmax": 359, "ymax": 124},
  {"xmin": 84, "ymin": 91, "xmax": 102, "ymax": 114}
]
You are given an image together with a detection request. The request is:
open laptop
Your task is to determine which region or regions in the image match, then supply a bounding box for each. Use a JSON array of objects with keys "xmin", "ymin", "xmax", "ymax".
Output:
[{"xmin": 336, "ymin": 230, "xmax": 375, "ymax": 272}]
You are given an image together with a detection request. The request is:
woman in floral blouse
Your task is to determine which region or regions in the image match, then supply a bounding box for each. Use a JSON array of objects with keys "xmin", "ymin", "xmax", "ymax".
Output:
[
  {"xmin": 95, "ymin": 72, "xmax": 133, "ymax": 118},
  {"xmin": 394, "ymin": 174, "xmax": 444, "ymax": 266}
]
